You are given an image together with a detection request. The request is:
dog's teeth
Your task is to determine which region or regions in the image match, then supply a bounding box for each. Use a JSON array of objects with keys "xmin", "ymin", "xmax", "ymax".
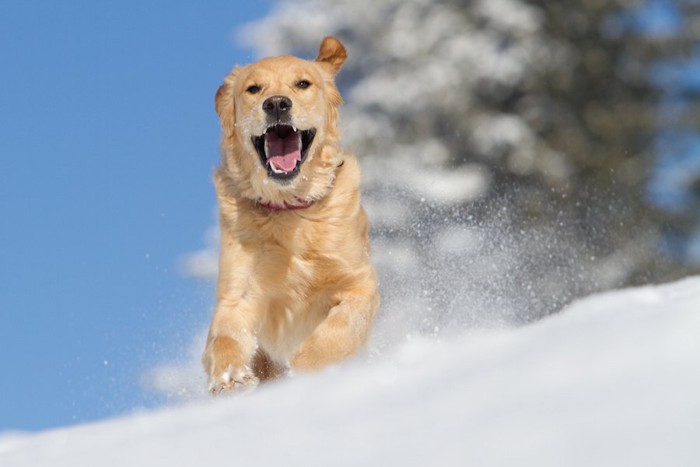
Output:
[
  {"xmin": 292, "ymin": 126, "xmax": 297, "ymax": 132},
  {"xmin": 268, "ymin": 163, "xmax": 286, "ymax": 174}
]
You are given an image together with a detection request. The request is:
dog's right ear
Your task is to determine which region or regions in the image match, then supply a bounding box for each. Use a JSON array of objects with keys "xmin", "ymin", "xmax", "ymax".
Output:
[{"xmin": 215, "ymin": 69, "xmax": 238, "ymax": 130}]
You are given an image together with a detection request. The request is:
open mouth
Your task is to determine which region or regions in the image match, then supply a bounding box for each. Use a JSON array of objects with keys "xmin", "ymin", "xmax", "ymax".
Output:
[{"xmin": 252, "ymin": 124, "xmax": 316, "ymax": 181}]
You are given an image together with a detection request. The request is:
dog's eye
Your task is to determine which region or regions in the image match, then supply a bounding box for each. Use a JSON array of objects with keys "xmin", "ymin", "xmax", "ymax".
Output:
[
  {"xmin": 296, "ymin": 80, "xmax": 312, "ymax": 89},
  {"xmin": 246, "ymin": 85, "xmax": 262, "ymax": 94}
]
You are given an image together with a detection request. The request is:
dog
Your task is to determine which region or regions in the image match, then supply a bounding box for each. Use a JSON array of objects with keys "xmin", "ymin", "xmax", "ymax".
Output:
[{"xmin": 202, "ymin": 37, "xmax": 379, "ymax": 394}]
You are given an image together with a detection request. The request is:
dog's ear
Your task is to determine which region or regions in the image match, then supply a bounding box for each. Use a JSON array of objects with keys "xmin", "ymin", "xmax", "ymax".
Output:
[
  {"xmin": 215, "ymin": 68, "xmax": 238, "ymax": 130},
  {"xmin": 316, "ymin": 36, "xmax": 347, "ymax": 75}
]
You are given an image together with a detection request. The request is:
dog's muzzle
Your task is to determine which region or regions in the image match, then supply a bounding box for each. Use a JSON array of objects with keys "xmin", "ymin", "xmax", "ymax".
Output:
[{"xmin": 252, "ymin": 98, "xmax": 316, "ymax": 181}]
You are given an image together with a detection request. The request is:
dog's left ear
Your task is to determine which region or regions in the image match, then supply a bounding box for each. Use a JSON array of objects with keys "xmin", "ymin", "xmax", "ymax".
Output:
[{"xmin": 316, "ymin": 36, "xmax": 347, "ymax": 75}]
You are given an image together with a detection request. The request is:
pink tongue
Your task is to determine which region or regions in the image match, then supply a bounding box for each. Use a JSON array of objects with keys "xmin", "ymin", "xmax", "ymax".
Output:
[{"xmin": 266, "ymin": 131, "xmax": 301, "ymax": 172}]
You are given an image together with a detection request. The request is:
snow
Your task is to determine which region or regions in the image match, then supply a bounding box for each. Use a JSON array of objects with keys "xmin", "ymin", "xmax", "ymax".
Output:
[{"xmin": 2, "ymin": 276, "xmax": 699, "ymax": 467}]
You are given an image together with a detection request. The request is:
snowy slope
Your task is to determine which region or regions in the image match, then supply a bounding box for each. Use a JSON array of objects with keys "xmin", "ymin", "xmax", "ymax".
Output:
[{"xmin": 2, "ymin": 276, "xmax": 699, "ymax": 467}]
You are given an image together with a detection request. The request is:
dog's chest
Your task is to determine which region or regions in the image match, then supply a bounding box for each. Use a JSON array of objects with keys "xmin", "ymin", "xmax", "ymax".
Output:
[
  {"xmin": 257, "ymin": 261, "xmax": 334, "ymax": 363},
  {"xmin": 250, "ymin": 234, "xmax": 335, "ymax": 363}
]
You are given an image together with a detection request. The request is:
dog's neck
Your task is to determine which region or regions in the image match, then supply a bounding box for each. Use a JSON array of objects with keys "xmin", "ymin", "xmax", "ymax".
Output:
[
  {"xmin": 252, "ymin": 160, "xmax": 346, "ymax": 213},
  {"xmin": 256, "ymin": 198, "xmax": 314, "ymax": 212}
]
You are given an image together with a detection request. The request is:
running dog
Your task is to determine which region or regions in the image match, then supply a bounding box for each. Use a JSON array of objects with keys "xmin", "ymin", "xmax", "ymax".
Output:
[{"xmin": 202, "ymin": 37, "xmax": 379, "ymax": 394}]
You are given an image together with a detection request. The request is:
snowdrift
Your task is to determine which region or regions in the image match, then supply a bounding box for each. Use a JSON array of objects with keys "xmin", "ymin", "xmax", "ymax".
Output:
[{"xmin": 1, "ymin": 276, "xmax": 699, "ymax": 467}]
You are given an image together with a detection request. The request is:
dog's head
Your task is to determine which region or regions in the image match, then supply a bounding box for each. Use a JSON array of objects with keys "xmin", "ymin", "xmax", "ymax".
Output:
[{"xmin": 215, "ymin": 37, "xmax": 347, "ymax": 207}]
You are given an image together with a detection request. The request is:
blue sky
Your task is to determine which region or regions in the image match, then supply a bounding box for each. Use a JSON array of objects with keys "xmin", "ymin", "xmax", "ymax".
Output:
[{"xmin": 0, "ymin": 1, "xmax": 269, "ymax": 431}]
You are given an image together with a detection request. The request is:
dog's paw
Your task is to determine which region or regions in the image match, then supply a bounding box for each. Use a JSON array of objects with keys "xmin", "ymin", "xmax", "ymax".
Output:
[{"xmin": 208, "ymin": 364, "xmax": 259, "ymax": 395}]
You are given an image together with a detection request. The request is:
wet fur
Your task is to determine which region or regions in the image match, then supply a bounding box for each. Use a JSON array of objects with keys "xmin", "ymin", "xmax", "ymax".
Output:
[{"xmin": 202, "ymin": 37, "xmax": 379, "ymax": 393}]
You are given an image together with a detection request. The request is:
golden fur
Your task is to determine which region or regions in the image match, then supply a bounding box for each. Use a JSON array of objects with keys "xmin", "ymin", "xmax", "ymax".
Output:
[{"xmin": 202, "ymin": 37, "xmax": 379, "ymax": 393}]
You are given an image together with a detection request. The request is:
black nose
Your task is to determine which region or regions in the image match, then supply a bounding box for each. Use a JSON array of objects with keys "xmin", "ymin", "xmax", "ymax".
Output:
[{"xmin": 262, "ymin": 95, "xmax": 293, "ymax": 121}]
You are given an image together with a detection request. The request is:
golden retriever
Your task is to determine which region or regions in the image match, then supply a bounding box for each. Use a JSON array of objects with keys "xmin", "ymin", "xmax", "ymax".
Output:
[{"xmin": 202, "ymin": 37, "xmax": 379, "ymax": 393}]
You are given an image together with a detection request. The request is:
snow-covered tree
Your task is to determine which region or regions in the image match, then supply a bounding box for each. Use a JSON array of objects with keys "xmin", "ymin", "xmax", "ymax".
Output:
[{"xmin": 206, "ymin": 0, "xmax": 700, "ymax": 340}]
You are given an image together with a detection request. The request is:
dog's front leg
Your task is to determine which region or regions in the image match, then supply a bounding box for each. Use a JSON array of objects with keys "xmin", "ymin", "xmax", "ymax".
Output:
[
  {"xmin": 202, "ymin": 232, "xmax": 261, "ymax": 394},
  {"xmin": 291, "ymin": 288, "xmax": 379, "ymax": 371},
  {"xmin": 202, "ymin": 302, "xmax": 259, "ymax": 394}
]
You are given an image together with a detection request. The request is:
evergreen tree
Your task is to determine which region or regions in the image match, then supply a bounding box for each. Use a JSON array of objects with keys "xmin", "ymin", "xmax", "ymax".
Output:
[{"xmin": 238, "ymin": 0, "xmax": 699, "ymax": 333}]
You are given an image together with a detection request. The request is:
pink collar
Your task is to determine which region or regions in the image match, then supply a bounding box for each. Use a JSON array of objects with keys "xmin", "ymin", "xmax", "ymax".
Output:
[{"xmin": 256, "ymin": 198, "xmax": 314, "ymax": 212}]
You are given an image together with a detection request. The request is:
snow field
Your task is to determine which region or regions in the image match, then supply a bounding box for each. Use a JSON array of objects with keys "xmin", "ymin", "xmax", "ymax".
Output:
[{"xmin": 1, "ymin": 276, "xmax": 699, "ymax": 467}]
